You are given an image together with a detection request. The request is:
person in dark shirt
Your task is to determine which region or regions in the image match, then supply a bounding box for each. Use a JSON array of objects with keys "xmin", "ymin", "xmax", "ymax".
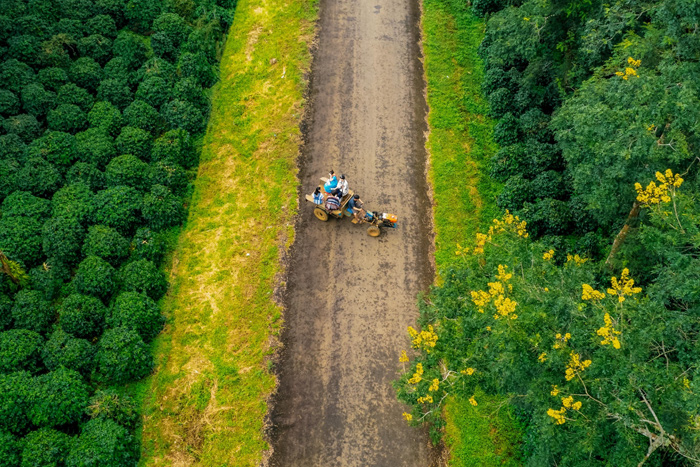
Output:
[
  {"xmin": 325, "ymin": 189, "xmax": 341, "ymax": 211},
  {"xmin": 351, "ymin": 194, "xmax": 365, "ymax": 222}
]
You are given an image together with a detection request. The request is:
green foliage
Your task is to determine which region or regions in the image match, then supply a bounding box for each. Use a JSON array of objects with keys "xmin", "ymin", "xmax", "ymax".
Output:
[
  {"xmin": 29, "ymin": 367, "xmax": 89, "ymax": 427},
  {"xmin": 78, "ymin": 35, "xmax": 113, "ymax": 65},
  {"xmin": 20, "ymin": 83, "xmax": 55, "ymax": 117},
  {"xmin": 174, "ymin": 77, "xmax": 209, "ymax": 113},
  {"xmin": 86, "ymin": 15, "xmax": 117, "ymax": 39},
  {"xmin": 57, "ymin": 84, "xmax": 95, "ymax": 112},
  {"xmin": 95, "ymin": 326, "xmax": 152, "ymax": 384},
  {"xmin": 2, "ymin": 191, "xmax": 51, "ymax": 219},
  {"xmin": 75, "ymin": 129, "xmax": 116, "ymax": 168},
  {"xmin": 136, "ymin": 57, "xmax": 177, "ymax": 84},
  {"xmin": 42, "ymin": 328, "xmax": 94, "ymax": 374},
  {"xmin": 3, "ymin": 114, "xmax": 41, "ymax": 142},
  {"xmin": 153, "ymin": 13, "xmax": 189, "ymax": 48},
  {"xmin": 124, "ymin": 0, "xmax": 161, "ymax": 32},
  {"xmin": 13, "ymin": 157, "xmax": 63, "ymax": 198},
  {"xmin": 87, "ymin": 389, "xmax": 138, "ymax": 429},
  {"xmin": 109, "ymin": 291, "xmax": 163, "ymax": 342},
  {"xmin": 47, "ymin": 104, "xmax": 88, "ymax": 134},
  {"xmin": 51, "ymin": 183, "xmax": 95, "ymax": 225},
  {"xmin": 0, "ymin": 215, "xmax": 45, "ymax": 266},
  {"xmin": 119, "ymin": 258, "xmax": 167, "ymax": 299},
  {"xmin": 0, "ymin": 90, "xmax": 20, "ymax": 116},
  {"xmin": 87, "ymin": 101, "xmax": 122, "ymax": 137},
  {"xmin": 135, "ymin": 76, "xmax": 171, "ymax": 109},
  {"xmin": 29, "ymin": 259, "xmax": 70, "ymax": 301},
  {"xmin": 151, "ymin": 128, "xmax": 195, "ymax": 167},
  {"xmin": 11, "ymin": 289, "xmax": 55, "ymax": 334},
  {"xmin": 149, "ymin": 160, "xmax": 188, "ymax": 194},
  {"xmin": 111, "ymin": 30, "xmax": 147, "ymax": 69},
  {"xmin": 65, "ymin": 163, "xmax": 105, "ymax": 192},
  {"xmin": 105, "ymin": 154, "xmax": 150, "ymax": 190},
  {"xmin": 0, "ymin": 371, "xmax": 32, "ymax": 433},
  {"xmin": 114, "ymin": 126, "xmax": 151, "ymax": 161},
  {"xmin": 0, "ymin": 293, "xmax": 12, "ymax": 331},
  {"xmin": 0, "ymin": 60, "xmax": 35, "ymax": 94},
  {"xmin": 130, "ymin": 227, "xmax": 165, "ymax": 263},
  {"xmin": 43, "ymin": 216, "xmax": 85, "ymax": 265},
  {"xmin": 96, "ymin": 79, "xmax": 133, "ymax": 110},
  {"xmin": 90, "ymin": 186, "xmax": 141, "ymax": 234},
  {"xmin": 82, "ymin": 225, "xmax": 129, "ymax": 266},
  {"xmin": 0, "ymin": 431, "xmax": 20, "ymax": 467},
  {"xmin": 69, "ymin": 57, "xmax": 103, "ymax": 92},
  {"xmin": 123, "ymin": 100, "xmax": 161, "ymax": 134},
  {"xmin": 161, "ymin": 99, "xmax": 205, "ymax": 134},
  {"xmin": 58, "ymin": 294, "xmax": 106, "ymax": 339},
  {"xmin": 0, "ymin": 330, "xmax": 43, "ymax": 374},
  {"xmin": 73, "ymin": 255, "xmax": 116, "ymax": 299},
  {"xmin": 28, "ymin": 131, "xmax": 77, "ymax": 168},
  {"xmin": 142, "ymin": 184, "xmax": 184, "ymax": 231},
  {"xmin": 66, "ymin": 418, "xmax": 138, "ymax": 467},
  {"xmin": 20, "ymin": 428, "xmax": 73, "ymax": 467},
  {"xmin": 37, "ymin": 68, "xmax": 69, "ymax": 93}
]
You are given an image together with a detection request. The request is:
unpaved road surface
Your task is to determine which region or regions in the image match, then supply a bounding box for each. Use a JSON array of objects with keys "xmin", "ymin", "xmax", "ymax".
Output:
[{"xmin": 269, "ymin": 0, "xmax": 433, "ymax": 463}]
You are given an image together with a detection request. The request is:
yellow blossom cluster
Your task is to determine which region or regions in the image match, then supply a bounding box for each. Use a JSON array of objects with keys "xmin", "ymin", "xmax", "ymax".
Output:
[
  {"xmin": 596, "ymin": 313, "xmax": 621, "ymax": 349},
  {"xmin": 469, "ymin": 396, "xmax": 478, "ymax": 406},
  {"xmin": 399, "ymin": 350, "xmax": 409, "ymax": 363},
  {"xmin": 635, "ymin": 169, "xmax": 683, "ymax": 206},
  {"xmin": 553, "ymin": 332, "xmax": 571, "ymax": 350},
  {"xmin": 408, "ymin": 363, "xmax": 423, "ymax": 384},
  {"xmin": 459, "ymin": 213, "xmax": 529, "ymax": 257},
  {"xmin": 494, "ymin": 295, "xmax": 518, "ymax": 320},
  {"xmin": 581, "ymin": 284, "xmax": 605, "ymax": 301},
  {"xmin": 547, "ymin": 396, "xmax": 582, "ymax": 425},
  {"xmin": 408, "ymin": 324, "xmax": 438, "ymax": 352},
  {"xmin": 550, "ymin": 385, "xmax": 559, "ymax": 396},
  {"xmin": 565, "ymin": 352, "xmax": 591, "ymax": 381},
  {"xmin": 429, "ymin": 378, "xmax": 439, "ymax": 392},
  {"xmin": 615, "ymin": 57, "xmax": 641, "ymax": 80},
  {"xmin": 461, "ymin": 367, "xmax": 476, "ymax": 376},
  {"xmin": 547, "ymin": 407, "xmax": 566, "ymax": 425},
  {"xmin": 473, "ymin": 232, "xmax": 490, "ymax": 255},
  {"xmin": 471, "ymin": 265, "xmax": 517, "ymax": 320},
  {"xmin": 417, "ymin": 395, "xmax": 433, "ymax": 404},
  {"xmin": 607, "ymin": 268, "xmax": 642, "ymax": 303},
  {"xmin": 543, "ymin": 249, "xmax": 555, "ymax": 261},
  {"xmin": 495, "ymin": 264, "xmax": 513, "ymax": 282},
  {"xmin": 566, "ymin": 254, "xmax": 588, "ymax": 265},
  {"xmin": 538, "ymin": 352, "xmax": 547, "ymax": 363},
  {"xmin": 402, "ymin": 412, "xmax": 413, "ymax": 421}
]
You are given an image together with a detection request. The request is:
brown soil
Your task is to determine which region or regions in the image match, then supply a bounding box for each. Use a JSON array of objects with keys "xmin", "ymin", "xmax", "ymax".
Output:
[{"xmin": 268, "ymin": 0, "xmax": 434, "ymax": 463}]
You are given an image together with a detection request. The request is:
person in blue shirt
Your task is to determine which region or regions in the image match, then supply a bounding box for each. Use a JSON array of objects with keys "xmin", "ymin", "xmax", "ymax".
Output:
[
  {"xmin": 312, "ymin": 186, "xmax": 324, "ymax": 205},
  {"xmin": 324, "ymin": 170, "xmax": 338, "ymax": 192}
]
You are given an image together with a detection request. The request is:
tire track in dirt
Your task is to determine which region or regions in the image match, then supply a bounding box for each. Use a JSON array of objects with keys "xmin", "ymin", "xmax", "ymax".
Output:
[{"xmin": 269, "ymin": 0, "xmax": 433, "ymax": 463}]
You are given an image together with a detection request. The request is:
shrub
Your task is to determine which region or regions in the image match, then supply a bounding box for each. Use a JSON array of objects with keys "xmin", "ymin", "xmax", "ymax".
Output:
[
  {"xmin": 28, "ymin": 259, "xmax": 71, "ymax": 301},
  {"xmin": 57, "ymin": 0, "xmax": 95, "ymax": 20},
  {"xmin": 153, "ymin": 13, "xmax": 189, "ymax": 47},
  {"xmin": 151, "ymin": 32, "xmax": 177, "ymax": 61},
  {"xmin": 0, "ymin": 294, "xmax": 11, "ymax": 331},
  {"xmin": 42, "ymin": 328, "xmax": 94, "ymax": 374},
  {"xmin": 109, "ymin": 292, "xmax": 163, "ymax": 342},
  {"xmin": 0, "ymin": 90, "xmax": 20, "ymax": 116},
  {"xmin": 493, "ymin": 112, "xmax": 520, "ymax": 146},
  {"xmin": 27, "ymin": 131, "xmax": 76, "ymax": 168},
  {"xmin": 28, "ymin": 367, "xmax": 90, "ymax": 427},
  {"xmin": 69, "ymin": 57, "xmax": 103, "ymax": 92},
  {"xmin": 14, "ymin": 157, "xmax": 63, "ymax": 198},
  {"xmin": 135, "ymin": 76, "xmax": 171, "ymax": 109},
  {"xmin": 20, "ymin": 428, "xmax": 73, "ymax": 467},
  {"xmin": 86, "ymin": 15, "xmax": 117, "ymax": 39},
  {"xmin": 0, "ymin": 59, "xmax": 35, "ymax": 94},
  {"xmin": 161, "ymin": 99, "xmax": 205, "ymax": 134},
  {"xmin": 47, "ymin": 104, "xmax": 88, "ymax": 134},
  {"xmin": 0, "ymin": 134, "xmax": 28, "ymax": 162},
  {"xmin": 2, "ymin": 114, "xmax": 41, "ymax": 142},
  {"xmin": 94, "ymin": 0, "xmax": 126, "ymax": 26},
  {"xmin": 489, "ymin": 143, "xmax": 529, "ymax": 182},
  {"xmin": 105, "ymin": 154, "xmax": 150, "ymax": 191},
  {"xmin": 0, "ymin": 160, "xmax": 18, "ymax": 201},
  {"xmin": 136, "ymin": 57, "xmax": 177, "ymax": 83},
  {"xmin": 125, "ymin": 0, "xmax": 162, "ymax": 31},
  {"xmin": 39, "ymin": 36, "xmax": 72, "ymax": 69},
  {"xmin": 43, "ymin": 216, "xmax": 85, "ymax": 265},
  {"xmin": 37, "ymin": 67, "xmax": 69, "ymax": 92},
  {"xmin": 21, "ymin": 83, "xmax": 55, "ymax": 117},
  {"xmin": 0, "ymin": 216, "xmax": 45, "ymax": 266},
  {"xmin": 102, "ymin": 57, "xmax": 136, "ymax": 87},
  {"xmin": 66, "ymin": 418, "xmax": 138, "ymax": 467},
  {"xmin": 96, "ymin": 79, "xmax": 133, "ymax": 110},
  {"xmin": 52, "ymin": 183, "xmax": 95, "ymax": 225},
  {"xmin": 151, "ymin": 128, "xmax": 194, "ymax": 167},
  {"xmin": 112, "ymin": 31, "xmax": 148, "ymax": 69},
  {"xmin": 182, "ymin": 23, "xmax": 219, "ymax": 63},
  {"xmin": 519, "ymin": 108, "xmax": 551, "ymax": 142},
  {"xmin": 142, "ymin": 184, "xmax": 185, "ymax": 231},
  {"xmin": 75, "ymin": 129, "xmax": 116, "ymax": 168},
  {"xmin": 57, "ymin": 83, "xmax": 94, "ymax": 112},
  {"xmin": 472, "ymin": 0, "xmax": 516, "ymax": 17},
  {"xmin": 87, "ymin": 101, "xmax": 122, "ymax": 137},
  {"xmin": 488, "ymin": 87, "xmax": 514, "ymax": 119},
  {"xmin": 0, "ymin": 431, "xmax": 20, "ymax": 467},
  {"xmin": 59, "ymin": 294, "xmax": 106, "ymax": 339},
  {"xmin": 530, "ymin": 170, "xmax": 569, "ymax": 201},
  {"xmin": 120, "ymin": 259, "xmax": 167, "ymax": 299},
  {"xmin": 82, "ymin": 225, "xmax": 129, "ymax": 266},
  {"xmin": 178, "ymin": 52, "xmax": 216, "ymax": 87},
  {"xmin": 0, "ymin": 371, "xmax": 32, "ymax": 433},
  {"xmin": 518, "ymin": 198, "xmax": 573, "ymax": 238},
  {"xmin": 91, "ymin": 186, "xmax": 142, "ymax": 234},
  {"xmin": 95, "ymin": 327, "xmax": 152, "ymax": 384},
  {"xmin": 174, "ymin": 77, "xmax": 208, "ymax": 113},
  {"xmin": 74, "ymin": 256, "xmax": 116, "ymax": 299},
  {"xmin": 0, "ymin": 330, "xmax": 43, "ymax": 374},
  {"xmin": 130, "ymin": 227, "xmax": 165, "ymax": 263},
  {"xmin": 149, "ymin": 161, "xmax": 188, "ymax": 194},
  {"xmin": 11, "ymin": 289, "xmax": 55, "ymax": 334},
  {"xmin": 78, "ymin": 35, "xmax": 113, "ymax": 65},
  {"xmin": 66, "ymin": 163, "xmax": 105, "ymax": 191},
  {"xmin": 497, "ymin": 174, "xmax": 532, "ymax": 212},
  {"xmin": 115, "ymin": 126, "xmax": 151, "ymax": 161},
  {"xmin": 7, "ymin": 35, "xmax": 42, "ymax": 66},
  {"xmin": 2, "ymin": 191, "xmax": 51, "ymax": 219},
  {"xmin": 87, "ymin": 389, "xmax": 138, "ymax": 429},
  {"xmin": 123, "ymin": 100, "xmax": 161, "ymax": 134}
]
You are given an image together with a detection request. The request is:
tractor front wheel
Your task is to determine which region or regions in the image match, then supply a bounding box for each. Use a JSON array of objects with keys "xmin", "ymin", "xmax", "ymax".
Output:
[
  {"xmin": 367, "ymin": 226, "xmax": 381, "ymax": 237},
  {"xmin": 314, "ymin": 208, "xmax": 329, "ymax": 221}
]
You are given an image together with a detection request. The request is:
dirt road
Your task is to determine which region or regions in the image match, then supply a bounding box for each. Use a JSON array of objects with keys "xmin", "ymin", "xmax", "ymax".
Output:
[{"xmin": 269, "ymin": 0, "xmax": 433, "ymax": 463}]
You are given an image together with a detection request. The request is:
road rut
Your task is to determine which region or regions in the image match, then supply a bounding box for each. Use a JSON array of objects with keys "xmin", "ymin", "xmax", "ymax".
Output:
[{"xmin": 270, "ymin": 0, "xmax": 433, "ymax": 463}]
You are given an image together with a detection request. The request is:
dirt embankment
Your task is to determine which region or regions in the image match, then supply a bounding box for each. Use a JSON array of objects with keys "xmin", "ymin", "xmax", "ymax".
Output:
[{"xmin": 269, "ymin": 0, "xmax": 434, "ymax": 464}]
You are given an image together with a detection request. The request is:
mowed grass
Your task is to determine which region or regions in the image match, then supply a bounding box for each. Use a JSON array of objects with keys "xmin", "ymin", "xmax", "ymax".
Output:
[
  {"xmin": 135, "ymin": 0, "xmax": 317, "ymax": 464},
  {"xmin": 421, "ymin": 0, "xmax": 523, "ymax": 464}
]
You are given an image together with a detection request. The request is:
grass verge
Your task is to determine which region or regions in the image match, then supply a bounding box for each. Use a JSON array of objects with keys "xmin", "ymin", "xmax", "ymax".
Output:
[
  {"xmin": 134, "ymin": 0, "xmax": 317, "ymax": 464},
  {"xmin": 421, "ymin": 0, "xmax": 523, "ymax": 464}
]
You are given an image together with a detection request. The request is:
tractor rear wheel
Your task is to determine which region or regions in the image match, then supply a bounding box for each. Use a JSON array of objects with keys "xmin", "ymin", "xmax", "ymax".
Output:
[
  {"xmin": 314, "ymin": 208, "xmax": 329, "ymax": 221},
  {"xmin": 367, "ymin": 226, "xmax": 381, "ymax": 237}
]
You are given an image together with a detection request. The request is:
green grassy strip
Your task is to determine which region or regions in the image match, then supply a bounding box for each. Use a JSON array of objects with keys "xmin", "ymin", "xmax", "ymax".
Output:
[
  {"xmin": 134, "ymin": 0, "xmax": 317, "ymax": 464},
  {"xmin": 421, "ymin": 0, "xmax": 523, "ymax": 464}
]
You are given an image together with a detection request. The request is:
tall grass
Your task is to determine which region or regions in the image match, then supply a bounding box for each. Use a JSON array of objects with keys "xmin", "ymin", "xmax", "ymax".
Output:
[{"xmin": 135, "ymin": 0, "xmax": 317, "ymax": 464}]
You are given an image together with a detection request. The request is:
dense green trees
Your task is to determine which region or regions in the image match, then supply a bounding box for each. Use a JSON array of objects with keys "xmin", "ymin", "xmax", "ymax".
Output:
[{"xmin": 0, "ymin": 0, "xmax": 234, "ymax": 460}]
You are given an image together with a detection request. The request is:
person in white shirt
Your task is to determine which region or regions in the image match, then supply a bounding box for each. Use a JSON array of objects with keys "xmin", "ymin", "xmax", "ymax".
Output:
[{"xmin": 337, "ymin": 174, "xmax": 348, "ymax": 196}]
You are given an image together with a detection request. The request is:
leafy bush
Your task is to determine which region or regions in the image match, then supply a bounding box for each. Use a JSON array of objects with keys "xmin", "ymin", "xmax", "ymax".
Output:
[
  {"xmin": 69, "ymin": 57, "xmax": 103, "ymax": 92},
  {"xmin": 497, "ymin": 174, "xmax": 531, "ymax": 212},
  {"xmin": 75, "ymin": 129, "xmax": 116, "ymax": 168},
  {"xmin": 105, "ymin": 154, "xmax": 150, "ymax": 191},
  {"xmin": 518, "ymin": 198, "xmax": 573, "ymax": 238},
  {"xmin": 487, "ymin": 87, "xmax": 514, "ymax": 119},
  {"xmin": 28, "ymin": 259, "xmax": 71, "ymax": 301},
  {"xmin": 66, "ymin": 418, "xmax": 138, "ymax": 467},
  {"xmin": 0, "ymin": 134, "xmax": 28, "ymax": 164},
  {"xmin": 82, "ymin": 225, "xmax": 129, "ymax": 267},
  {"xmin": 0, "ymin": 294, "xmax": 12, "ymax": 331},
  {"xmin": 20, "ymin": 428, "xmax": 73, "ymax": 467},
  {"xmin": 96, "ymin": 79, "xmax": 133, "ymax": 110},
  {"xmin": 119, "ymin": 258, "xmax": 167, "ymax": 299},
  {"xmin": 115, "ymin": 126, "xmax": 151, "ymax": 161},
  {"xmin": 20, "ymin": 83, "xmax": 55, "ymax": 117},
  {"xmin": 47, "ymin": 104, "xmax": 88, "ymax": 134},
  {"xmin": 73, "ymin": 256, "xmax": 116, "ymax": 299},
  {"xmin": 0, "ymin": 330, "xmax": 43, "ymax": 374},
  {"xmin": 151, "ymin": 128, "xmax": 195, "ymax": 167},
  {"xmin": 7, "ymin": 35, "xmax": 42, "ymax": 66},
  {"xmin": 492, "ymin": 112, "xmax": 520, "ymax": 147},
  {"xmin": 42, "ymin": 328, "xmax": 94, "ymax": 374},
  {"xmin": 28, "ymin": 131, "xmax": 77, "ymax": 168},
  {"xmin": 0, "ymin": 90, "xmax": 20, "ymax": 116},
  {"xmin": 29, "ymin": 367, "xmax": 90, "ymax": 427},
  {"xmin": 130, "ymin": 227, "xmax": 165, "ymax": 263},
  {"xmin": 91, "ymin": 186, "xmax": 142, "ymax": 234},
  {"xmin": 52, "ymin": 183, "xmax": 95, "ymax": 225},
  {"xmin": 109, "ymin": 291, "xmax": 163, "ymax": 342},
  {"xmin": 13, "ymin": 157, "xmax": 63, "ymax": 198},
  {"xmin": 59, "ymin": 294, "xmax": 107, "ymax": 339},
  {"xmin": 178, "ymin": 52, "xmax": 216, "ymax": 87},
  {"xmin": 151, "ymin": 32, "xmax": 177, "ymax": 61},
  {"xmin": 142, "ymin": 184, "xmax": 185, "ymax": 231},
  {"xmin": 112, "ymin": 31, "xmax": 148, "ymax": 69},
  {"xmin": 0, "ymin": 60, "xmax": 35, "ymax": 94},
  {"xmin": 153, "ymin": 13, "xmax": 189, "ymax": 48},
  {"xmin": 149, "ymin": 161, "xmax": 188, "ymax": 194},
  {"xmin": 2, "ymin": 191, "xmax": 51, "ymax": 219},
  {"xmin": 0, "ymin": 216, "xmax": 45, "ymax": 266},
  {"xmin": 86, "ymin": 14, "xmax": 117, "ymax": 38},
  {"xmin": 77, "ymin": 34, "xmax": 113, "ymax": 65},
  {"xmin": 136, "ymin": 57, "xmax": 177, "ymax": 84},
  {"xmin": 0, "ymin": 431, "xmax": 20, "ymax": 467},
  {"xmin": 174, "ymin": 77, "xmax": 208, "ymax": 113},
  {"xmin": 87, "ymin": 389, "xmax": 138, "ymax": 429},
  {"xmin": 37, "ymin": 67, "xmax": 69, "ymax": 92},
  {"xmin": 0, "ymin": 371, "xmax": 32, "ymax": 433},
  {"xmin": 11, "ymin": 290, "xmax": 55, "ymax": 334},
  {"xmin": 87, "ymin": 101, "xmax": 123, "ymax": 137},
  {"xmin": 161, "ymin": 99, "xmax": 205, "ymax": 134},
  {"xmin": 57, "ymin": 83, "xmax": 95, "ymax": 112},
  {"xmin": 123, "ymin": 100, "xmax": 161, "ymax": 134},
  {"xmin": 124, "ymin": 0, "xmax": 162, "ymax": 32},
  {"xmin": 43, "ymin": 216, "xmax": 85, "ymax": 265},
  {"xmin": 3, "ymin": 114, "xmax": 41, "ymax": 142},
  {"xmin": 135, "ymin": 76, "xmax": 171, "ymax": 109},
  {"xmin": 65, "ymin": 163, "xmax": 105, "ymax": 191},
  {"xmin": 529, "ymin": 170, "xmax": 569, "ymax": 201},
  {"xmin": 95, "ymin": 327, "xmax": 152, "ymax": 384}
]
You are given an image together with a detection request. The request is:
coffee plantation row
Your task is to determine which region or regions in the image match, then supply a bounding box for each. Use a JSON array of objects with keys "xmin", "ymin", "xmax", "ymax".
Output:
[{"xmin": 0, "ymin": 0, "xmax": 234, "ymax": 465}]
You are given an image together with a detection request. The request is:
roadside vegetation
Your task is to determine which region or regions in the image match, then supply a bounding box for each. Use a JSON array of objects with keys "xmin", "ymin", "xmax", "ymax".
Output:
[
  {"xmin": 136, "ymin": 0, "xmax": 317, "ymax": 464},
  {"xmin": 401, "ymin": 0, "xmax": 700, "ymax": 465},
  {"xmin": 0, "ymin": 0, "xmax": 232, "ymax": 464}
]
